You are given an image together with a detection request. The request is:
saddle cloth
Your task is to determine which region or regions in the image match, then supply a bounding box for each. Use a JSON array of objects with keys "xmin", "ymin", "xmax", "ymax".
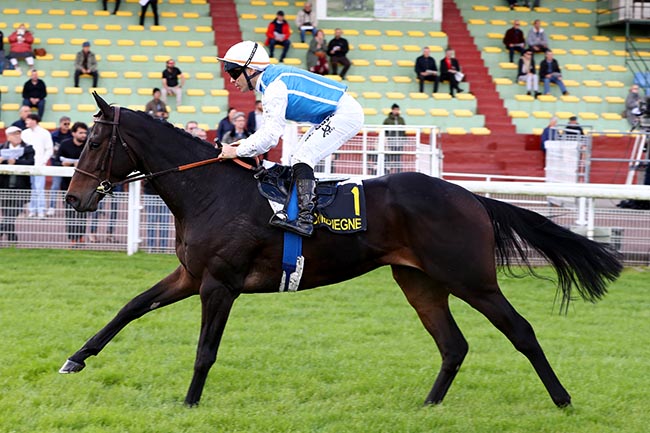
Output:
[{"xmin": 256, "ymin": 162, "xmax": 367, "ymax": 234}]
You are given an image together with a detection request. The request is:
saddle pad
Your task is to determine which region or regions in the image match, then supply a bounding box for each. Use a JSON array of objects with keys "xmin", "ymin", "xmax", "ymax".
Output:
[{"xmin": 314, "ymin": 182, "xmax": 366, "ymax": 234}]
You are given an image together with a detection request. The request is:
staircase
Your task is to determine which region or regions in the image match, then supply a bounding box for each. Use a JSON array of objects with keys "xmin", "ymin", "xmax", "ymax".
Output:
[
  {"xmin": 209, "ymin": 0, "xmax": 255, "ymax": 112},
  {"xmin": 439, "ymin": 0, "xmax": 544, "ymax": 177}
]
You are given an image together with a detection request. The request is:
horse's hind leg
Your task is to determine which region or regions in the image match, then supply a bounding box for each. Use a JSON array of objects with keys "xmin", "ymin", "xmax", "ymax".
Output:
[
  {"xmin": 391, "ymin": 265, "xmax": 468, "ymax": 405},
  {"xmin": 60, "ymin": 265, "xmax": 199, "ymax": 373},
  {"xmin": 461, "ymin": 287, "xmax": 571, "ymax": 407}
]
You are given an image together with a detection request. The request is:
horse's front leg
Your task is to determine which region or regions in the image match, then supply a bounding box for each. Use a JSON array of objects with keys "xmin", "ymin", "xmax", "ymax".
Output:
[
  {"xmin": 60, "ymin": 265, "xmax": 199, "ymax": 373},
  {"xmin": 184, "ymin": 276, "xmax": 238, "ymax": 406}
]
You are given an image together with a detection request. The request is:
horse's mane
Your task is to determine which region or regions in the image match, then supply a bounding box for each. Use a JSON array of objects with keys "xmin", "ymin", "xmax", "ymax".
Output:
[{"xmin": 123, "ymin": 106, "xmax": 218, "ymax": 153}]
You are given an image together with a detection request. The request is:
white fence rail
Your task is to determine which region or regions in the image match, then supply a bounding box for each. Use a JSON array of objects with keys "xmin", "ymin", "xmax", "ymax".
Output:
[{"xmin": 3, "ymin": 166, "xmax": 650, "ymax": 264}]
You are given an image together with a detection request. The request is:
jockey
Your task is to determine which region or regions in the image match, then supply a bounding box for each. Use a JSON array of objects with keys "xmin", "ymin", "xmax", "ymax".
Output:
[{"xmin": 217, "ymin": 40, "xmax": 364, "ymax": 237}]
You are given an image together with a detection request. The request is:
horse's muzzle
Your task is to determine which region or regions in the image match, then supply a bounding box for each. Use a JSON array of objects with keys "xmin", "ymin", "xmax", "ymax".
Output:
[{"xmin": 65, "ymin": 192, "xmax": 99, "ymax": 212}]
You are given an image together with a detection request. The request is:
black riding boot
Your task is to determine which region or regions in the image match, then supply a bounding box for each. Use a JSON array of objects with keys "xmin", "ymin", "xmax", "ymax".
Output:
[{"xmin": 269, "ymin": 178, "xmax": 317, "ymax": 237}]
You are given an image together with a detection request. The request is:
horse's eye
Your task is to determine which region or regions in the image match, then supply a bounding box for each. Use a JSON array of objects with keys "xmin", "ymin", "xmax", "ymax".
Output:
[{"xmin": 89, "ymin": 141, "xmax": 101, "ymax": 150}]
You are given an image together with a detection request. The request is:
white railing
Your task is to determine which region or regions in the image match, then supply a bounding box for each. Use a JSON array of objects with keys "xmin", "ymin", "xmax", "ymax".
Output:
[{"xmin": 4, "ymin": 165, "xmax": 650, "ymax": 263}]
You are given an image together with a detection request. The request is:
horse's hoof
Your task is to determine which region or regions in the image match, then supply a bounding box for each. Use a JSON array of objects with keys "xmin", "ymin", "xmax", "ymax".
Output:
[{"xmin": 59, "ymin": 359, "xmax": 86, "ymax": 374}]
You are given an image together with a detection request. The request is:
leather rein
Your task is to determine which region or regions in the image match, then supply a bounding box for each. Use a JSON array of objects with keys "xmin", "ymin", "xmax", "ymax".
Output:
[{"xmin": 74, "ymin": 106, "xmax": 258, "ymax": 195}]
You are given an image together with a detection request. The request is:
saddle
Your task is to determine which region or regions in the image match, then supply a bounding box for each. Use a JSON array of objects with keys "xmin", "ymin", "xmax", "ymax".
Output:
[{"xmin": 254, "ymin": 163, "xmax": 367, "ymax": 234}]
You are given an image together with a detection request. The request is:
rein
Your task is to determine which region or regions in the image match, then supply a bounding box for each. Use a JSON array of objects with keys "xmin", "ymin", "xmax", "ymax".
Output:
[{"xmin": 74, "ymin": 106, "xmax": 258, "ymax": 195}]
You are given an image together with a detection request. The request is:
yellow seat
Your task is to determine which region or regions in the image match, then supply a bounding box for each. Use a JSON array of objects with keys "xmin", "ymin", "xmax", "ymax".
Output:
[
  {"xmin": 347, "ymin": 75, "xmax": 366, "ymax": 83},
  {"xmin": 64, "ymin": 87, "xmax": 83, "ymax": 95},
  {"xmin": 456, "ymin": 93, "xmax": 475, "ymax": 101},
  {"xmin": 509, "ymin": 110, "xmax": 530, "ymax": 118},
  {"xmin": 201, "ymin": 106, "xmax": 222, "ymax": 114},
  {"xmin": 453, "ymin": 109, "xmax": 474, "ymax": 118},
  {"xmin": 386, "ymin": 30, "xmax": 404, "ymax": 37},
  {"xmin": 210, "ymin": 89, "xmax": 229, "ymax": 97},
  {"xmin": 583, "ymin": 80, "xmax": 602, "ymax": 87},
  {"xmin": 137, "ymin": 88, "xmax": 153, "ymax": 96},
  {"xmin": 283, "ymin": 58, "xmax": 301, "ymax": 66},
  {"xmin": 124, "ymin": 72, "xmax": 143, "ymax": 79},
  {"xmin": 445, "ymin": 127, "xmax": 467, "ymax": 135},
  {"xmin": 94, "ymin": 39, "xmax": 112, "ymax": 46},
  {"xmin": 490, "ymin": 19, "xmax": 507, "ymax": 26},
  {"xmin": 51, "ymin": 71, "xmax": 70, "ymax": 78},
  {"xmin": 532, "ymin": 111, "xmax": 553, "ymax": 119},
  {"xmin": 601, "ymin": 112, "xmax": 622, "ymax": 120},
  {"xmin": 161, "ymin": 12, "xmax": 178, "ymax": 18},
  {"xmin": 71, "ymin": 10, "xmax": 88, "ymax": 16},
  {"xmin": 195, "ymin": 26, "xmax": 213, "ymax": 33},
  {"xmin": 107, "ymin": 54, "xmax": 125, "ymax": 62},
  {"xmin": 569, "ymin": 49, "xmax": 589, "ymax": 56},
  {"xmin": 514, "ymin": 94, "xmax": 535, "ymax": 102},
  {"xmin": 605, "ymin": 96, "xmax": 625, "ymax": 104},
  {"xmin": 605, "ymin": 81, "xmax": 625, "ymax": 88},
  {"xmin": 471, "ymin": 127, "xmax": 491, "ymax": 135},
  {"xmin": 582, "ymin": 96, "xmax": 603, "ymax": 103},
  {"xmin": 468, "ymin": 19, "xmax": 486, "ymax": 25},
  {"xmin": 351, "ymin": 59, "xmax": 370, "ymax": 67},
  {"xmin": 1, "ymin": 103, "xmax": 21, "ymax": 111},
  {"xmin": 78, "ymin": 104, "xmax": 97, "ymax": 112},
  {"xmin": 183, "ymin": 12, "xmax": 200, "ymax": 18},
  {"xmin": 487, "ymin": 32, "xmax": 503, "ymax": 40},
  {"xmin": 407, "ymin": 31, "xmax": 425, "ymax": 37},
  {"xmin": 499, "ymin": 62, "xmax": 517, "ymax": 70},
  {"xmin": 176, "ymin": 106, "xmax": 196, "ymax": 114},
  {"xmin": 406, "ymin": 108, "xmax": 426, "ymax": 116},
  {"xmin": 483, "ymin": 47, "xmax": 502, "ymax": 53},
  {"xmin": 552, "ymin": 21, "xmax": 569, "ymax": 27},
  {"xmin": 578, "ymin": 112, "xmax": 599, "ymax": 121},
  {"xmin": 173, "ymin": 26, "xmax": 191, "ymax": 32},
  {"xmin": 154, "ymin": 55, "xmax": 171, "ymax": 62},
  {"xmin": 186, "ymin": 89, "xmax": 205, "ymax": 97},
  {"xmin": 113, "ymin": 88, "xmax": 133, "ymax": 95},
  {"xmin": 364, "ymin": 29, "xmax": 381, "ymax": 36},
  {"xmin": 47, "ymin": 38, "xmax": 65, "ymax": 45},
  {"xmin": 369, "ymin": 76, "xmax": 389, "ymax": 83},
  {"xmin": 90, "ymin": 87, "xmax": 108, "ymax": 95},
  {"xmin": 190, "ymin": 72, "xmax": 212, "ymax": 80},
  {"xmin": 362, "ymin": 91, "xmax": 382, "ymax": 99},
  {"xmin": 240, "ymin": 13, "xmax": 257, "ymax": 19},
  {"xmin": 141, "ymin": 40, "xmax": 158, "ymax": 47},
  {"xmin": 358, "ymin": 44, "xmax": 377, "ymax": 51},
  {"xmin": 409, "ymin": 92, "xmax": 430, "ymax": 100},
  {"xmin": 592, "ymin": 49, "xmax": 610, "ymax": 56},
  {"xmin": 550, "ymin": 34, "xmax": 569, "ymax": 41},
  {"xmin": 46, "ymin": 87, "xmax": 59, "ymax": 94},
  {"xmin": 201, "ymin": 56, "xmax": 218, "ymax": 64},
  {"xmin": 432, "ymin": 93, "xmax": 453, "ymax": 101},
  {"xmin": 402, "ymin": 45, "xmax": 421, "ymax": 52},
  {"xmin": 164, "ymin": 41, "xmax": 182, "ymax": 47},
  {"xmin": 564, "ymin": 64, "xmax": 584, "ymax": 71},
  {"xmin": 105, "ymin": 25, "xmax": 122, "ymax": 31},
  {"xmin": 292, "ymin": 42, "xmax": 308, "ymax": 49},
  {"xmin": 430, "ymin": 108, "xmax": 449, "ymax": 117},
  {"xmin": 150, "ymin": 26, "xmax": 168, "ymax": 32},
  {"xmin": 36, "ymin": 23, "xmax": 53, "ymax": 30},
  {"xmin": 493, "ymin": 78, "xmax": 513, "ymax": 85},
  {"xmin": 472, "ymin": 5, "xmax": 490, "ymax": 11},
  {"xmin": 131, "ymin": 55, "xmax": 149, "ymax": 62},
  {"xmin": 393, "ymin": 76, "xmax": 412, "ymax": 83},
  {"xmin": 574, "ymin": 22, "xmax": 590, "ymax": 28},
  {"xmin": 385, "ymin": 92, "xmax": 405, "ymax": 99},
  {"xmin": 26, "ymin": 8, "xmax": 43, "ymax": 15},
  {"xmin": 52, "ymin": 104, "xmax": 71, "ymax": 112},
  {"xmin": 537, "ymin": 95, "xmax": 557, "ymax": 102},
  {"xmin": 343, "ymin": 29, "xmax": 359, "ymax": 36},
  {"xmin": 374, "ymin": 60, "xmax": 392, "ymax": 67},
  {"xmin": 571, "ymin": 35, "xmax": 589, "ymax": 42},
  {"xmin": 48, "ymin": 9, "xmax": 65, "ymax": 15},
  {"xmin": 118, "ymin": 40, "xmax": 135, "ymax": 47},
  {"xmin": 178, "ymin": 56, "xmax": 196, "ymax": 63},
  {"xmin": 363, "ymin": 108, "xmax": 377, "ymax": 116},
  {"xmin": 397, "ymin": 60, "xmax": 415, "ymax": 67},
  {"xmin": 608, "ymin": 65, "xmax": 627, "ymax": 72},
  {"xmin": 587, "ymin": 65, "xmax": 606, "ymax": 73},
  {"xmin": 100, "ymin": 71, "xmax": 119, "ymax": 78},
  {"xmin": 187, "ymin": 41, "xmax": 204, "ymax": 48},
  {"xmin": 560, "ymin": 95, "xmax": 580, "ymax": 103},
  {"xmin": 147, "ymin": 71, "xmax": 161, "ymax": 79},
  {"xmin": 555, "ymin": 111, "xmax": 575, "ymax": 120}
]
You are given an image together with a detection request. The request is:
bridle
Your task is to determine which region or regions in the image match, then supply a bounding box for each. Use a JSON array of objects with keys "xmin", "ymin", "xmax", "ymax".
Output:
[{"xmin": 74, "ymin": 106, "xmax": 258, "ymax": 195}]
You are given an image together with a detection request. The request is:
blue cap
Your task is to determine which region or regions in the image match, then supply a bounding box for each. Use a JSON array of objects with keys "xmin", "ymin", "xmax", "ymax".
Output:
[{"xmin": 82, "ymin": 41, "xmax": 90, "ymax": 47}]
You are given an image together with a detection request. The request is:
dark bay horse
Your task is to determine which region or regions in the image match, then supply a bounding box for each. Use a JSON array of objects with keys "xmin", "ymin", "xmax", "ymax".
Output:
[{"xmin": 60, "ymin": 93, "xmax": 622, "ymax": 407}]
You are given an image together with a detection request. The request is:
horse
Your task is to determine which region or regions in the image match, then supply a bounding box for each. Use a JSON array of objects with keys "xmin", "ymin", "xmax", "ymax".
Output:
[{"xmin": 60, "ymin": 93, "xmax": 622, "ymax": 408}]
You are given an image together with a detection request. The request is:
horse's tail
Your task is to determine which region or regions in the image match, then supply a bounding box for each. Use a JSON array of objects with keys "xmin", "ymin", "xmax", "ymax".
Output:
[{"xmin": 474, "ymin": 194, "xmax": 623, "ymax": 311}]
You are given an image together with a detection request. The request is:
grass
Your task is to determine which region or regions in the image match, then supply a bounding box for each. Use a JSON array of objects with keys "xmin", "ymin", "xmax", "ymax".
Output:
[{"xmin": 1, "ymin": 249, "xmax": 649, "ymax": 432}]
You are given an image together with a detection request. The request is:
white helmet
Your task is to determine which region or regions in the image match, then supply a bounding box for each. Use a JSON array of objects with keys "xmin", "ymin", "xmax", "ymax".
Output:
[{"xmin": 217, "ymin": 41, "xmax": 270, "ymax": 72}]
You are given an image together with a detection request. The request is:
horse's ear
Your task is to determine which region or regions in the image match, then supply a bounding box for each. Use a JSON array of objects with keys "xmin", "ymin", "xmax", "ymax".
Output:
[{"xmin": 92, "ymin": 91, "xmax": 112, "ymax": 118}]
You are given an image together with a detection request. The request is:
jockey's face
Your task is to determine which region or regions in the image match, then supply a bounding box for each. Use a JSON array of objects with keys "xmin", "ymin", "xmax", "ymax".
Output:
[{"xmin": 230, "ymin": 67, "xmax": 258, "ymax": 93}]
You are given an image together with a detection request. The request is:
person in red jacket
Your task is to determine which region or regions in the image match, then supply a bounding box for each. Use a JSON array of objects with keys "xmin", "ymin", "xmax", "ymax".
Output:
[
  {"xmin": 265, "ymin": 10, "xmax": 291, "ymax": 62},
  {"xmin": 8, "ymin": 23, "xmax": 35, "ymax": 74}
]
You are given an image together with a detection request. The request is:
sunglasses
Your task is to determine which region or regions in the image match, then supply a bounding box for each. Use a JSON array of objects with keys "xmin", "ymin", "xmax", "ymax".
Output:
[{"xmin": 226, "ymin": 67, "xmax": 245, "ymax": 80}]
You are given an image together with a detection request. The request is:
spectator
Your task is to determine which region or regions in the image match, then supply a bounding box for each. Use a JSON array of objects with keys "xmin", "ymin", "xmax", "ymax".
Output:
[
  {"xmin": 517, "ymin": 50, "xmax": 540, "ymax": 97},
  {"xmin": 185, "ymin": 120, "xmax": 198, "ymax": 133},
  {"xmin": 22, "ymin": 69, "xmax": 47, "ymax": 120},
  {"xmin": 192, "ymin": 128, "xmax": 208, "ymax": 141},
  {"xmin": 74, "ymin": 41, "xmax": 99, "ymax": 88},
  {"xmin": 295, "ymin": 2, "xmax": 318, "ymax": 43},
  {"xmin": 540, "ymin": 116, "xmax": 558, "ymax": 151},
  {"xmin": 145, "ymin": 88, "xmax": 169, "ymax": 120},
  {"xmin": 503, "ymin": 20, "xmax": 526, "ymax": 63},
  {"xmin": 48, "ymin": 116, "xmax": 72, "ymax": 216},
  {"xmin": 11, "ymin": 105, "xmax": 32, "ymax": 129},
  {"xmin": 247, "ymin": 100, "xmax": 264, "ymax": 133},
  {"xmin": 306, "ymin": 30, "xmax": 329, "ymax": 75},
  {"xmin": 139, "ymin": 0, "xmax": 159, "ymax": 27},
  {"xmin": 527, "ymin": 19, "xmax": 549, "ymax": 54},
  {"xmin": 414, "ymin": 46, "xmax": 439, "ymax": 94},
  {"xmin": 625, "ymin": 84, "xmax": 642, "ymax": 127},
  {"xmin": 539, "ymin": 50, "xmax": 568, "ymax": 96},
  {"xmin": 266, "ymin": 10, "xmax": 291, "ymax": 62},
  {"xmin": 0, "ymin": 126, "xmax": 35, "ymax": 242},
  {"xmin": 327, "ymin": 28, "xmax": 351, "ymax": 80},
  {"xmin": 439, "ymin": 49, "xmax": 464, "ymax": 97},
  {"xmin": 161, "ymin": 58, "xmax": 184, "ymax": 106},
  {"xmin": 7, "ymin": 23, "xmax": 35, "ymax": 74},
  {"xmin": 102, "ymin": 0, "xmax": 121, "ymax": 14},
  {"xmin": 21, "ymin": 113, "xmax": 53, "ymax": 219},
  {"xmin": 0, "ymin": 28, "xmax": 5, "ymax": 73},
  {"xmin": 221, "ymin": 112, "xmax": 251, "ymax": 144},
  {"xmin": 565, "ymin": 116, "xmax": 584, "ymax": 135},
  {"xmin": 382, "ymin": 103, "xmax": 406, "ymax": 174},
  {"xmin": 217, "ymin": 107, "xmax": 237, "ymax": 142},
  {"xmin": 57, "ymin": 122, "xmax": 89, "ymax": 245}
]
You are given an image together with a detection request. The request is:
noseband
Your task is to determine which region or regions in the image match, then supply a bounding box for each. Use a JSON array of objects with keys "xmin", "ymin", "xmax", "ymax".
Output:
[{"xmin": 74, "ymin": 106, "xmax": 259, "ymax": 196}]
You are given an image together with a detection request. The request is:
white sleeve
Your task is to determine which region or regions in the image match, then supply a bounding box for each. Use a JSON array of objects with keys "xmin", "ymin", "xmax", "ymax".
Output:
[{"xmin": 235, "ymin": 80, "xmax": 288, "ymax": 158}]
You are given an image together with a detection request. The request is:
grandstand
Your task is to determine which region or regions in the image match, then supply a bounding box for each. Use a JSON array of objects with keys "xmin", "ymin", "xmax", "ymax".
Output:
[{"xmin": 1, "ymin": 0, "xmax": 649, "ymax": 180}]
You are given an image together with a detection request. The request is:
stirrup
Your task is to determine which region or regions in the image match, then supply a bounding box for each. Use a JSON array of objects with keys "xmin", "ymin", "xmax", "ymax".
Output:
[{"xmin": 269, "ymin": 210, "xmax": 289, "ymax": 225}]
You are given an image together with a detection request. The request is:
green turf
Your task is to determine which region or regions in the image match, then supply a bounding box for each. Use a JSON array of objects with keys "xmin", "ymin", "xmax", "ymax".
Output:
[{"xmin": 0, "ymin": 249, "xmax": 648, "ymax": 432}]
